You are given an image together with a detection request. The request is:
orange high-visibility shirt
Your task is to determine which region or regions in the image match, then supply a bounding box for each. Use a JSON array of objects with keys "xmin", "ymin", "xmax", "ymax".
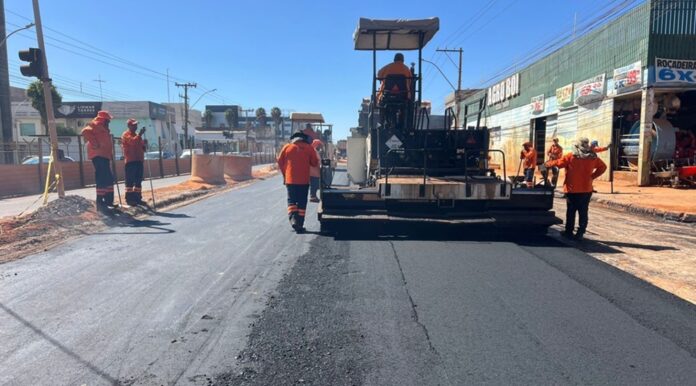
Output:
[
  {"xmin": 521, "ymin": 147, "xmax": 537, "ymax": 169},
  {"xmin": 121, "ymin": 130, "xmax": 146, "ymax": 163},
  {"xmin": 547, "ymin": 144, "xmax": 563, "ymax": 160},
  {"xmin": 81, "ymin": 122, "xmax": 113, "ymax": 160},
  {"xmin": 277, "ymin": 140, "xmax": 319, "ymax": 185},
  {"xmin": 377, "ymin": 62, "xmax": 412, "ymax": 100},
  {"xmin": 592, "ymin": 145, "xmax": 609, "ymax": 153},
  {"xmin": 548, "ymin": 152, "xmax": 607, "ymax": 193}
]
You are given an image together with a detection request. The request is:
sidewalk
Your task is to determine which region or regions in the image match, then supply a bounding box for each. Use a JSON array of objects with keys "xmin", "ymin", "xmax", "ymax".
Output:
[
  {"xmin": 589, "ymin": 179, "xmax": 696, "ymax": 222},
  {"xmin": 0, "ymin": 164, "xmax": 276, "ymax": 219}
]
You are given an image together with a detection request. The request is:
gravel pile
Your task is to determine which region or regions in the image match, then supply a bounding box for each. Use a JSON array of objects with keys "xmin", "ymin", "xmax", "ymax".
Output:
[{"xmin": 28, "ymin": 195, "xmax": 94, "ymax": 221}]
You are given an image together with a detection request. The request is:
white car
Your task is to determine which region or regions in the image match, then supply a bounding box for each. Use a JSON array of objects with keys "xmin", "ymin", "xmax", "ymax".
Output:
[{"xmin": 179, "ymin": 149, "xmax": 203, "ymax": 159}]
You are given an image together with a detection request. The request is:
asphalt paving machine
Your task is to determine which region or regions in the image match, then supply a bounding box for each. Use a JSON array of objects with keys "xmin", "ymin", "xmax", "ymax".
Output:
[{"xmin": 318, "ymin": 18, "xmax": 561, "ymax": 232}]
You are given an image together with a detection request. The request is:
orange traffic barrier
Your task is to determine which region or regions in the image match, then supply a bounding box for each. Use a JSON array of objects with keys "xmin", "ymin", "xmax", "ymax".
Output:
[
  {"xmin": 223, "ymin": 155, "xmax": 252, "ymax": 182},
  {"xmin": 190, "ymin": 154, "xmax": 225, "ymax": 185}
]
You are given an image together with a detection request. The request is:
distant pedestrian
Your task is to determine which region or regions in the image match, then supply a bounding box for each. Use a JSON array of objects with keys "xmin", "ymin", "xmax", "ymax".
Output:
[
  {"xmin": 277, "ymin": 132, "xmax": 319, "ymax": 233},
  {"xmin": 121, "ymin": 119, "xmax": 148, "ymax": 206},
  {"xmin": 520, "ymin": 141, "xmax": 537, "ymax": 188},
  {"xmin": 81, "ymin": 110, "xmax": 115, "ymax": 213},
  {"xmin": 309, "ymin": 139, "xmax": 323, "ymax": 203},
  {"xmin": 545, "ymin": 137, "xmax": 607, "ymax": 240},
  {"xmin": 546, "ymin": 137, "xmax": 563, "ymax": 187}
]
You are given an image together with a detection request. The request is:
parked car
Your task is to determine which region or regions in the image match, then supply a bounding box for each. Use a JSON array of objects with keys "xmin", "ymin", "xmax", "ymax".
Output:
[
  {"xmin": 179, "ymin": 149, "xmax": 203, "ymax": 159},
  {"xmin": 21, "ymin": 155, "xmax": 75, "ymax": 165},
  {"xmin": 144, "ymin": 151, "xmax": 175, "ymax": 160}
]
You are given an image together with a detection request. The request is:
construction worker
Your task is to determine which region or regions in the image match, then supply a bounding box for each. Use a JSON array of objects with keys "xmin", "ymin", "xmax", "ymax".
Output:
[
  {"xmin": 546, "ymin": 137, "xmax": 563, "ymax": 187},
  {"xmin": 81, "ymin": 110, "xmax": 115, "ymax": 213},
  {"xmin": 520, "ymin": 141, "xmax": 537, "ymax": 188},
  {"xmin": 309, "ymin": 139, "xmax": 323, "ymax": 203},
  {"xmin": 302, "ymin": 123, "xmax": 319, "ymax": 142},
  {"xmin": 377, "ymin": 52, "xmax": 412, "ymax": 101},
  {"xmin": 545, "ymin": 137, "xmax": 607, "ymax": 240},
  {"xmin": 277, "ymin": 132, "xmax": 319, "ymax": 233},
  {"xmin": 590, "ymin": 140, "xmax": 610, "ymax": 153},
  {"xmin": 121, "ymin": 119, "xmax": 148, "ymax": 206}
]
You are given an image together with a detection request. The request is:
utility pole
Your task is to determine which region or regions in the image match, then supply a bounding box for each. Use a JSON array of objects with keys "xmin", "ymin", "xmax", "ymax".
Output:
[
  {"xmin": 175, "ymin": 82, "xmax": 196, "ymax": 150},
  {"xmin": 32, "ymin": 0, "xmax": 64, "ymax": 197},
  {"xmin": 242, "ymin": 108, "xmax": 254, "ymax": 152},
  {"xmin": 0, "ymin": 0, "xmax": 15, "ymax": 163},
  {"xmin": 436, "ymin": 48, "xmax": 463, "ymax": 127},
  {"xmin": 93, "ymin": 74, "xmax": 105, "ymax": 101}
]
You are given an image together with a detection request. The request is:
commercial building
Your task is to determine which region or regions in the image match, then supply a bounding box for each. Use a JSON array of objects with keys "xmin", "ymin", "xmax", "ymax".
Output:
[{"xmin": 457, "ymin": 0, "xmax": 696, "ymax": 185}]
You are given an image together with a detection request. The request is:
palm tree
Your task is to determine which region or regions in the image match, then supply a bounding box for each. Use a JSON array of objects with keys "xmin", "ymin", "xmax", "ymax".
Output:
[
  {"xmin": 271, "ymin": 106, "xmax": 282, "ymax": 151},
  {"xmin": 203, "ymin": 109, "xmax": 213, "ymax": 128},
  {"xmin": 224, "ymin": 108, "xmax": 236, "ymax": 130},
  {"xmin": 27, "ymin": 81, "xmax": 62, "ymax": 135},
  {"xmin": 255, "ymin": 107, "xmax": 267, "ymax": 128}
]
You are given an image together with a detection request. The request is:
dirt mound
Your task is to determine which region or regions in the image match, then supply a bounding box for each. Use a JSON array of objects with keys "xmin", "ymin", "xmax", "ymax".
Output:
[{"xmin": 28, "ymin": 195, "xmax": 94, "ymax": 221}]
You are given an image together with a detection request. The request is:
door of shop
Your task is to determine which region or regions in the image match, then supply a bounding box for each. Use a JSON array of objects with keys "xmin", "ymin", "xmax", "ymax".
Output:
[{"xmin": 531, "ymin": 117, "xmax": 546, "ymax": 165}]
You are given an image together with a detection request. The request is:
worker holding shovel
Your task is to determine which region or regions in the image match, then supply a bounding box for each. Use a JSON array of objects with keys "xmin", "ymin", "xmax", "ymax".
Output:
[{"xmin": 81, "ymin": 111, "xmax": 116, "ymax": 213}]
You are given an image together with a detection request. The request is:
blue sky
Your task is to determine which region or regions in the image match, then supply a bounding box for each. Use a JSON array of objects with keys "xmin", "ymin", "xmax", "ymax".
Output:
[{"xmin": 5, "ymin": 0, "xmax": 625, "ymax": 140}]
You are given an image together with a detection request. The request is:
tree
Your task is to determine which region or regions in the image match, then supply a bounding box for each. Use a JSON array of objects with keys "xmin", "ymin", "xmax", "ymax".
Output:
[
  {"xmin": 271, "ymin": 106, "xmax": 282, "ymax": 151},
  {"xmin": 255, "ymin": 107, "xmax": 267, "ymax": 128},
  {"xmin": 224, "ymin": 108, "xmax": 236, "ymax": 130},
  {"xmin": 203, "ymin": 109, "xmax": 213, "ymax": 128},
  {"xmin": 27, "ymin": 81, "xmax": 62, "ymax": 135}
]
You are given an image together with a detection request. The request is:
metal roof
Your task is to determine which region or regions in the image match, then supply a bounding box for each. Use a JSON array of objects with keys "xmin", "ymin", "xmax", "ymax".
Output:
[
  {"xmin": 353, "ymin": 18, "xmax": 439, "ymax": 50},
  {"xmin": 289, "ymin": 112, "xmax": 325, "ymax": 123}
]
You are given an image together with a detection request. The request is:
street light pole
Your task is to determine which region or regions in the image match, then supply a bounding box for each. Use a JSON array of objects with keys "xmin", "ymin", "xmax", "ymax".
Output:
[
  {"xmin": 189, "ymin": 88, "xmax": 217, "ymax": 110},
  {"xmin": 0, "ymin": 23, "xmax": 35, "ymax": 48}
]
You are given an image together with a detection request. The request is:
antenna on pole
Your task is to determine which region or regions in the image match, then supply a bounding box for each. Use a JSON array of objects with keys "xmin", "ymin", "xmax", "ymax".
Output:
[{"xmin": 93, "ymin": 74, "xmax": 106, "ymax": 101}]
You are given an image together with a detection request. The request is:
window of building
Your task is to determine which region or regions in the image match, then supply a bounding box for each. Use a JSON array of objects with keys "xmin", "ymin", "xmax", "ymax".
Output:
[{"xmin": 19, "ymin": 123, "xmax": 36, "ymax": 136}]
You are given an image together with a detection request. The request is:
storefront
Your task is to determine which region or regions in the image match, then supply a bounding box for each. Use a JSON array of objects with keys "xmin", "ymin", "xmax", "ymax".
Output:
[{"xmin": 457, "ymin": 0, "xmax": 696, "ymax": 186}]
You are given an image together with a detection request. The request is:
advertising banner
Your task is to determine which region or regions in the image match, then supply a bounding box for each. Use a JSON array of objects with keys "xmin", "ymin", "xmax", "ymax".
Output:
[
  {"xmin": 608, "ymin": 61, "xmax": 641, "ymax": 96},
  {"xmin": 55, "ymin": 102, "xmax": 102, "ymax": 118},
  {"xmin": 555, "ymin": 83, "xmax": 573, "ymax": 108},
  {"xmin": 574, "ymin": 74, "xmax": 605, "ymax": 105},
  {"xmin": 531, "ymin": 94, "xmax": 545, "ymax": 114},
  {"xmin": 655, "ymin": 58, "xmax": 696, "ymax": 86}
]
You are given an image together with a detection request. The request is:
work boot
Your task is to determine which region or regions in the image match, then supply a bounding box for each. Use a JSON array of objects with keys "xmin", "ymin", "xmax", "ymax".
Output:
[
  {"xmin": 309, "ymin": 196, "xmax": 320, "ymax": 203},
  {"xmin": 561, "ymin": 231, "xmax": 574, "ymax": 239},
  {"xmin": 290, "ymin": 213, "xmax": 299, "ymax": 230},
  {"xmin": 574, "ymin": 232, "xmax": 585, "ymax": 241}
]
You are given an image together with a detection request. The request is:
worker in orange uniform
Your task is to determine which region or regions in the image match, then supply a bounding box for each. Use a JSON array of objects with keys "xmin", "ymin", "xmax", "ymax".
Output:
[
  {"xmin": 309, "ymin": 139, "xmax": 323, "ymax": 203},
  {"xmin": 121, "ymin": 119, "xmax": 148, "ymax": 206},
  {"xmin": 377, "ymin": 52, "xmax": 412, "ymax": 102},
  {"xmin": 303, "ymin": 123, "xmax": 320, "ymax": 142},
  {"xmin": 520, "ymin": 141, "xmax": 537, "ymax": 188},
  {"xmin": 590, "ymin": 140, "xmax": 610, "ymax": 153},
  {"xmin": 81, "ymin": 110, "xmax": 115, "ymax": 213},
  {"xmin": 545, "ymin": 137, "xmax": 607, "ymax": 240},
  {"xmin": 546, "ymin": 137, "xmax": 563, "ymax": 187},
  {"xmin": 277, "ymin": 132, "xmax": 319, "ymax": 233}
]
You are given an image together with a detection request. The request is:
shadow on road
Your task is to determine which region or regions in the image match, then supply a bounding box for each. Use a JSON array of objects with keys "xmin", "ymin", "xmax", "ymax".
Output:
[
  {"xmin": 150, "ymin": 212, "xmax": 193, "ymax": 219},
  {"xmin": 0, "ymin": 303, "xmax": 119, "ymax": 384},
  {"xmin": 321, "ymin": 221, "xmax": 611, "ymax": 248},
  {"xmin": 98, "ymin": 215, "xmax": 176, "ymax": 235}
]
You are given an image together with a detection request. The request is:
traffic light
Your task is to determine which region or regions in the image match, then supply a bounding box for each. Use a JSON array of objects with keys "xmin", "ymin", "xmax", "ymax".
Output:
[{"xmin": 18, "ymin": 48, "xmax": 43, "ymax": 78}]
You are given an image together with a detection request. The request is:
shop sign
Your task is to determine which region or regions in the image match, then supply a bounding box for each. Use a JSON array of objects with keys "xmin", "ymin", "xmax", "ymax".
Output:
[
  {"xmin": 655, "ymin": 58, "xmax": 696, "ymax": 86},
  {"xmin": 574, "ymin": 74, "xmax": 605, "ymax": 105},
  {"xmin": 487, "ymin": 73, "xmax": 520, "ymax": 106},
  {"xmin": 530, "ymin": 94, "xmax": 544, "ymax": 114},
  {"xmin": 608, "ymin": 61, "xmax": 641, "ymax": 96},
  {"xmin": 555, "ymin": 83, "xmax": 574, "ymax": 108},
  {"xmin": 55, "ymin": 102, "xmax": 102, "ymax": 118},
  {"xmin": 149, "ymin": 102, "xmax": 168, "ymax": 119}
]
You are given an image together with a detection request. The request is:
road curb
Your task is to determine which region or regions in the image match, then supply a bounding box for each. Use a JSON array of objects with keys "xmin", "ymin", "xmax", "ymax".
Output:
[{"xmin": 591, "ymin": 196, "xmax": 696, "ymax": 223}]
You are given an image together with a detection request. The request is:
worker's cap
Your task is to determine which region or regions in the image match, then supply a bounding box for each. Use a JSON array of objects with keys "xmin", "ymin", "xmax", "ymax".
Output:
[
  {"xmin": 290, "ymin": 131, "xmax": 308, "ymax": 140},
  {"xmin": 552, "ymin": 137, "xmax": 559, "ymax": 142},
  {"xmin": 590, "ymin": 140, "xmax": 599, "ymax": 147},
  {"xmin": 394, "ymin": 53, "xmax": 404, "ymax": 62},
  {"xmin": 522, "ymin": 141, "xmax": 532, "ymax": 147},
  {"xmin": 127, "ymin": 118, "xmax": 139, "ymax": 127},
  {"xmin": 311, "ymin": 139, "xmax": 323, "ymax": 149},
  {"xmin": 96, "ymin": 110, "xmax": 112, "ymax": 120},
  {"xmin": 305, "ymin": 123, "xmax": 313, "ymax": 129}
]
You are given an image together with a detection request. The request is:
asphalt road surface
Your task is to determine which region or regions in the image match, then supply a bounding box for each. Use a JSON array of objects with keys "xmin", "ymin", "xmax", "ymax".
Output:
[{"xmin": 2, "ymin": 171, "xmax": 696, "ymax": 385}]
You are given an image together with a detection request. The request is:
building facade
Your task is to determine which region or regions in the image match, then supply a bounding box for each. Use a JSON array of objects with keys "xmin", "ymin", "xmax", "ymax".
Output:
[{"xmin": 458, "ymin": 0, "xmax": 696, "ymax": 185}]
